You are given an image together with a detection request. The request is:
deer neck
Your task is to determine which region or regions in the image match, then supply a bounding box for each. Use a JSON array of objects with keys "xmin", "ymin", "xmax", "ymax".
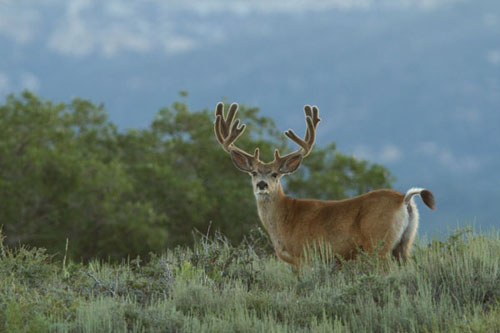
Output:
[{"xmin": 254, "ymin": 183, "xmax": 290, "ymax": 246}]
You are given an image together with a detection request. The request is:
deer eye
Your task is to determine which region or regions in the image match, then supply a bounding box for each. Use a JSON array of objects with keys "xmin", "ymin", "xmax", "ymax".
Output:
[
  {"xmin": 251, "ymin": 171, "xmax": 258, "ymax": 176},
  {"xmin": 271, "ymin": 172, "xmax": 278, "ymax": 178}
]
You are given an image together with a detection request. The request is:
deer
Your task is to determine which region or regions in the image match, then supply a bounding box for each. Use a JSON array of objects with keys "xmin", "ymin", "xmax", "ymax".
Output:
[{"xmin": 214, "ymin": 102, "xmax": 435, "ymax": 267}]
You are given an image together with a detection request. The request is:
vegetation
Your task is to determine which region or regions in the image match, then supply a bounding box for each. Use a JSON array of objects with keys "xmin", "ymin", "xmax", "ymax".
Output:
[
  {"xmin": 1, "ymin": 92, "xmax": 499, "ymax": 332},
  {"xmin": 0, "ymin": 92, "xmax": 392, "ymax": 260},
  {"xmin": 1, "ymin": 227, "xmax": 499, "ymax": 332}
]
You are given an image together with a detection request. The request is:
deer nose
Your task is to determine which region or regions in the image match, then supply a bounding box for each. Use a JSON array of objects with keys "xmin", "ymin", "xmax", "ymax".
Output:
[{"xmin": 256, "ymin": 181, "xmax": 268, "ymax": 190}]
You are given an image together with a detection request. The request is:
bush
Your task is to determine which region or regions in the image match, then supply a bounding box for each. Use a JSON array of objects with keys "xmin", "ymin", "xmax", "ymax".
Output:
[{"xmin": 1, "ymin": 227, "xmax": 499, "ymax": 332}]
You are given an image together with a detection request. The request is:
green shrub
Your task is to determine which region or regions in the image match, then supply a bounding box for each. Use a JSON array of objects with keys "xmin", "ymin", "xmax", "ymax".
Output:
[{"xmin": 1, "ymin": 227, "xmax": 500, "ymax": 332}]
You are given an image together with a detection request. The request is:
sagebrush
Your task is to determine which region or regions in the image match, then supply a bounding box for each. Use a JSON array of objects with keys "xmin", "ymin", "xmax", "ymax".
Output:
[{"xmin": 1, "ymin": 227, "xmax": 499, "ymax": 332}]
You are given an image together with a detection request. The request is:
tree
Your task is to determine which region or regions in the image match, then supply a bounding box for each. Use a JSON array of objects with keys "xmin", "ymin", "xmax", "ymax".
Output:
[
  {"xmin": 0, "ymin": 92, "xmax": 166, "ymax": 260},
  {"xmin": 0, "ymin": 92, "xmax": 394, "ymax": 260}
]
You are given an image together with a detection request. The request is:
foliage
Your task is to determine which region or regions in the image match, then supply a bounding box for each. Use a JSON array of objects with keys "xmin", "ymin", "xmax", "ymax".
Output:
[
  {"xmin": 0, "ymin": 227, "xmax": 500, "ymax": 332},
  {"xmin": 0, "ymin": 92, "xmax": 166, "ymax": 260},
  {"xmin": 0, "ymin": 91, "xmax": 392, "ymax": 260}
]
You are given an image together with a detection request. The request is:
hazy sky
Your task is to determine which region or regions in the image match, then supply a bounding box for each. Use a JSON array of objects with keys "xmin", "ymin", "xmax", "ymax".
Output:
[
  {"xmin": 0, "ymin": 0, "xmax": 480, "ymax": 58},
  {"xmin": 1, "ymin": 0, "xmax": 495, "ymax": 94}
]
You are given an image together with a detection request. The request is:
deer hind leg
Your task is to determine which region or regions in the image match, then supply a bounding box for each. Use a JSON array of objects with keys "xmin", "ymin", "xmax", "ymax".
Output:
[
  {"xmin": 362, "ymin": 233, "xmax": 401, "ymax": 259},
  {"xmin": 360, "ymin": 211, "xmax": 407, "ymax": 258},
  {"xmin": 275, "ymin": 246, "xmax": 298, "ymax": 267},
  {"xmin": 392, "ymin": 202, "xmax": 419, "ymax": 262}
]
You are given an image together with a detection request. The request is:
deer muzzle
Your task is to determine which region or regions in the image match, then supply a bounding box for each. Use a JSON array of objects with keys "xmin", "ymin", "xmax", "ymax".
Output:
[{"xmin": 256, "ymin": 181, "xmax": 268, "ymax": 190}]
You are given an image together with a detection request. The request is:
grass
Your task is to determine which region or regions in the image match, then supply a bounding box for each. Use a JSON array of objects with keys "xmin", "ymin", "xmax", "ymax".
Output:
[{"xmin": 1, "ymin": 227, "xmax": 500, "ymax": 332}]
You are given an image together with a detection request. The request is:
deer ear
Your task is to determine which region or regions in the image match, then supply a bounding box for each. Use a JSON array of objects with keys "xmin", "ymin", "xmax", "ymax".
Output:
[
  {"xmin": 230, "ymin": 150, "xmax": 254, "ymax": 172},
  {"xmin": 279, "ymin": 154, "xmax": 303, "ymax": 174}
]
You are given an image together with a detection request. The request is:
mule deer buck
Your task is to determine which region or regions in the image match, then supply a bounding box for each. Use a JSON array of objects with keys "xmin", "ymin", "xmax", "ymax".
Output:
[{"xmin": 214, "ymin": 102, "xmax": 435, "ymax": 267}]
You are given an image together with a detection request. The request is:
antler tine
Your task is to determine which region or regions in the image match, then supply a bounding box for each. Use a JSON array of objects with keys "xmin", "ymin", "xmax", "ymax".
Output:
[
  {"xmin": 284, "ymin": 127, "xmax": 310, "ymax": 152},
  {"xmin": 304, "ymin": 105, "xmax": 321, "ymax": 143},
  {"xmin": 253, "ymin": 148, "xmax": 260, "ymax": 160},
  {"xmin": 214, "ymin": 102, "xmax": 258, "ymax": 160},
  {"xmin": 284, "ymin": 116, "xmax": 315, "ymax": 155},
  {"xmin": 274, "ymin": 105, "xmax": 320, "ymax": 162},
  {"xmin": 214, "ymin": 114, "xmax": 224, "ymax": 145},
  {"xmin": 305, "ymin": 115, "xmax": 317, "ymax": 147},
  {"xmin": 223, "ymin": 119, "xmax": 245, "ymax": 149},
  {"xmin": 304, "ymin": 105, "xmax": 312, "ymax": 118},
  {"xmin": 223, "ymin": 103, "xmax": 238, "ymax": 137},
  {"xmin": 215, "ymin": 102, "xmax": 224, "ymax": 117},
  {"xmin": 311, "ymin": 106, "xmax": 321, "ymax": 128}
]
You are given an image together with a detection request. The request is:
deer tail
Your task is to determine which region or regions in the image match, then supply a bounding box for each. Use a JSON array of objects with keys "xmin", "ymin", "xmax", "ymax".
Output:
[{"xmin": 404, "ymin": 188, "xmax": 435, "ymax": 210}]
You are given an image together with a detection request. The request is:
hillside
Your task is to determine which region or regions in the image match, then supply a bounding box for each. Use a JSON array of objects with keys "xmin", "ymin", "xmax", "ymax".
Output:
[{"xmin": 1, "ymin": 227, "xmax": 499, "ymax": 332}]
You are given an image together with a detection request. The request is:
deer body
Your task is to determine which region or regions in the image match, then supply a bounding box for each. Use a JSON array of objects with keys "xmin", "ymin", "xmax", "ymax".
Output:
[
  {"xmin": 255, "ymin": 186, "xmax": 428, "ymax": 266},
  {"xmin": 214, "ymin": 102, "xmax": 435, "ymax": 267}
]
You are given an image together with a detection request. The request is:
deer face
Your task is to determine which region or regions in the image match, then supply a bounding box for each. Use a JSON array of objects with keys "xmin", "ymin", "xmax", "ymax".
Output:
[
  {"xmin": 230, "ymin": 150, "xmax": 302, "ymax": 199},
  {"xmin": 250, "ymin": 164, "xmax": 280, "ymax": 197},
  {"xmin": 214, "ymin": 102, "xmax": 320, "ymax": 200}
]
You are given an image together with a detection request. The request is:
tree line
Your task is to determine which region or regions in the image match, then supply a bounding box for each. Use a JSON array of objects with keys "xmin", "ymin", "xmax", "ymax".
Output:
[{"xmin": 0, "ymin": 91, "xmax": 393, "ymax": 260}]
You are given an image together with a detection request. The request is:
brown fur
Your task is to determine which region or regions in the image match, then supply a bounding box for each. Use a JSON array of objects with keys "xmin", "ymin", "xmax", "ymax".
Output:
[
  {"xmin": 255, "ymin": 185, "xmax": 432, "ymax": 267},
  {"xmin": 214, "ymin": 102, "xmax": 435, "ymax": 267}
]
